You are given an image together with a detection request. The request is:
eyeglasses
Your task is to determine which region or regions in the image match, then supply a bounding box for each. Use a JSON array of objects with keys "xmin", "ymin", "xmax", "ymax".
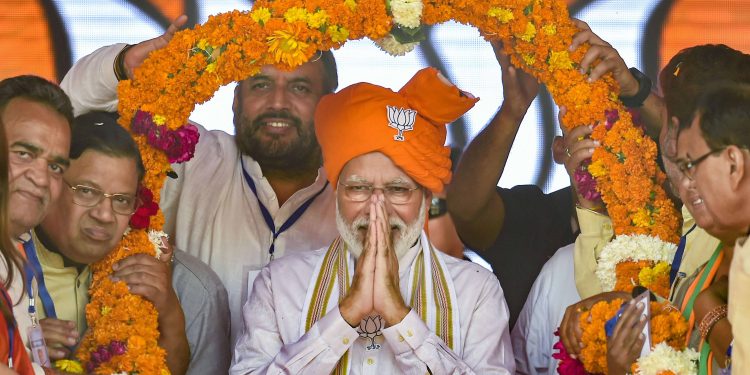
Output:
[
  {"xmin": 338, "ymin": 182, "xmax": 421, "ymax": 205},
  {"xmin": 676, "ymin": 147, "xmax": 725, "ymax": 180},
  {"xmin": 65, "ymin": 182, "xmax": 139, "ymax": 215}
]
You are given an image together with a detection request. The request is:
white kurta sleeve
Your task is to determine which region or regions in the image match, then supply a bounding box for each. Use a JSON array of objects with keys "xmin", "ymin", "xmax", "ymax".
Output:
[
  {"xmin": 60, "ymin": 43, "xmax": 124, "ymax": 116},
  {"xmin": 230, "ymin": 267, "xmax": 359, "ymax": 375},
  {"xmin": 381, "ymin": 273, "xmax": 513, "ymax": 375}
]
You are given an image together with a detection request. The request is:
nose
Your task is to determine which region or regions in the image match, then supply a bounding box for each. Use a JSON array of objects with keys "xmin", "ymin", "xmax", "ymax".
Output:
[
  {"xmin": 269, "ymin": 84, "xmax": 290, "ymax": 111},
  {"xmin": 89, "ymin": 197, "xmax": 116, "ymax": 224},
  {"xmin": 25, "ymin": 158, "xmax": 51, "ymax": 189}
]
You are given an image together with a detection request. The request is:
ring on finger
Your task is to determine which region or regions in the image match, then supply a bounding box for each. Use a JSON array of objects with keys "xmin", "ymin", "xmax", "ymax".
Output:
[{"xmin": 565, "ymin": 148, "xmax": 572, "ymax": 157}]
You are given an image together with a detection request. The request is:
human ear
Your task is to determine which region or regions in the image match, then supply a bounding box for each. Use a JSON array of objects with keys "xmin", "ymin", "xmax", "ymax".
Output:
[{"xmin": 726, "ymin": 145, "xmax": 747, "ymax": 191}]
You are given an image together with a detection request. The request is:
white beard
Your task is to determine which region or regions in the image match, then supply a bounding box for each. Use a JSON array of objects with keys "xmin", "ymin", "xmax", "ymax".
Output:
[{"xmin": 336, "ymin": 199, "xmax": 426, "ymax": 260}]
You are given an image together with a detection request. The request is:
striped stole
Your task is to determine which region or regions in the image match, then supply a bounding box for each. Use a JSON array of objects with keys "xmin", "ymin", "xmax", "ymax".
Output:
[{"xmin": 300, "ymin": 233, "xmax": 460, "ymax": 374}]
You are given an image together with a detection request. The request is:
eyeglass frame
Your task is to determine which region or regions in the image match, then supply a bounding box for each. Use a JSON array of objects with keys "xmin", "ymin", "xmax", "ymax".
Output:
[
  {"xmin": 337, "ymin": 181, "xmax": 422, "ymax": 205},
  {"xmin": 675, "ymin": 147, "xmax": 726, "ymax": 180},
  {"xmin": 64, "ymin": 181, "xmax": 140, "ymax": 215}
]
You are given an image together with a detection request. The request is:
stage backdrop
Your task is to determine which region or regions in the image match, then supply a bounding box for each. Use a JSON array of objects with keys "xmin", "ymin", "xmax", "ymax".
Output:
[{"xmin": 1, "ymin": 0, "xmax": 748, "ymax": 192}]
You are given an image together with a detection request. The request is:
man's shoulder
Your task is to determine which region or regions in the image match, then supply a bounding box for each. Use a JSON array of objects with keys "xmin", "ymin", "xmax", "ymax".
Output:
[
  {"xmin": 439, "ymin": 250, "xmax": 497, "ymax": 282},
  {"xmin": 172, "ymin": 249, "xmax": 226, "ymax": 295}
]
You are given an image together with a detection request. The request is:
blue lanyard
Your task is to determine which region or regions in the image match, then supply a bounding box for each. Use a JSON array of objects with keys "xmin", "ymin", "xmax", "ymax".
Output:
[
  {"xmin": 240, "ymin": 159, "xmax": 329, "ymax": 260},
  {"xmin": 22, "ymin": 236, "xmax": 57, "ymax": 320},
  {"xmin": 0, "ymin": 287, "xmax": 15, "ymax": 368},
  {"xmin": 670, "ymin": 224, "xmax": 697, "ymax": 284}
]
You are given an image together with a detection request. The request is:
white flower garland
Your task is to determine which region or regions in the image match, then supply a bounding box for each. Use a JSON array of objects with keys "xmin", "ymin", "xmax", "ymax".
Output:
[
  {"xmin": 147, "ymin": 230, "xmax": 169, "ymax": 260},
  {"xmin": 636, "ymin": 343, "xmax": 699, "ymax": 375},
  {"xmin": 375, "ymin": 0, "xmax": 423, "ymax": 55},
  {"xmin": 390, "ymin": 0, "xmax": 423, "ymax": 28},
  {"xmin": 596, "ymin": 234, "xmax": 677, "ymax": 291}
]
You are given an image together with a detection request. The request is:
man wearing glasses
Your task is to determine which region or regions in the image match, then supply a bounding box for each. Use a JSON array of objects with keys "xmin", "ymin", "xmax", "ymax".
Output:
[
  {"xmin": 231, "ymin": 68, "xmax": 513, "ymax": 374},
  {"xmin": 675, "ymin": 82, "xmax": 750, "ymax": 374},
  {"xmin": 29, "ymin": 112, "xmax": 230, "ymax": 375}
]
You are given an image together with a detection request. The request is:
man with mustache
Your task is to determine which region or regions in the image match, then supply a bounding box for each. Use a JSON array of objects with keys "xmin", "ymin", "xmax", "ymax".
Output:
[
  {"xmin": 0, "ymin": 75, "xmax": 73, "ymax": 374},
  {"xmin": 230, "ymin": 68, "xmax": 513, "ymax": 374},
  {"xmin": 60, "ymin": 16, "xmax": 340, "ymax": 344}
]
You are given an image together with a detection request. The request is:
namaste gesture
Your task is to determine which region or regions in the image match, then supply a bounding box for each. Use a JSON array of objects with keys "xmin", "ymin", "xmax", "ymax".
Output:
[{"xmin": 339, "ymin": 194, "xmax": 411, "ymax": 327}]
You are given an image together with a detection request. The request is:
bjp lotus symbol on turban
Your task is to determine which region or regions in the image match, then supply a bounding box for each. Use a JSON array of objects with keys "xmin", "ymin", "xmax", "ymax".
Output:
[{"xmin": 386, "ymin": 105, "xmax": 417, "ymax": 141}]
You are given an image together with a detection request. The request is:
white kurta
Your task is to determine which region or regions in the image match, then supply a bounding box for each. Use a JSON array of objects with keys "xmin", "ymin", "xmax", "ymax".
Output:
[
  {"xmin": 231, "ymin": 236, "xmax": 514, "ymax": 374},
  {"xmin": 511, "ymin": 243, "xmax": 579, "ymax": 375},
  {"xmin": 60, "ymin": 44, "xmax": 340, "ymax": 344}
]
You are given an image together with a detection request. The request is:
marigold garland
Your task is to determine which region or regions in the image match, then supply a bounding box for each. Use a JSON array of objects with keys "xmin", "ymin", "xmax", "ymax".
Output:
[
  {"xmin": 578, "ymin": 300, "xmax": 689, "ymax": 374},
  {"xmin": 74, "ymin": 0, "xmax": 681, "ymax": 372}
]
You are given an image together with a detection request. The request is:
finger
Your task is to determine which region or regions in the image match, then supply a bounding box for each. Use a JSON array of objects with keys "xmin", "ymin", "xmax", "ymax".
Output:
[
  {"xmin": 113, "ymin": 253, "xmax": 161, "ymax": 270},
  {"xmin": 48, "ymin": 346, "xmax": 72, "ymax": 360},
  {"xmin": 157, "ymin": 236, "xmax": 174, "ymax": 263},
  {"xmin": 588, "ymin": 53, "xmax": 623, "ymax": 82},
  {"xmin": 578, "ymin": 44, "xmax": 612, "ymax": 74},
  {"xmin": 162, "ymin": 15, "xmax": 188, "ymax": 42}
]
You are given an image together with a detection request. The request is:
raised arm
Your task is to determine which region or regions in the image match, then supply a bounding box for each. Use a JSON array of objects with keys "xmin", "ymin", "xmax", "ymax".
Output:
[
  {"xmin": 570, "ymin": 19, "xmax": 664, "ymax": 137},
  {"xmin": 447, "ymin": 41, "xmax": 539, "ymax": 250},
  {"xmin": 60, "ymin": 16, "xmax": 187, "ymax": 116}
]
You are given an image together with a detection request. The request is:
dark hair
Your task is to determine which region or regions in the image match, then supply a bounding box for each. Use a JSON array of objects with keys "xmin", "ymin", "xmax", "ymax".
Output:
[
  {"xmin": 659, "ymin": 44, "xmax": 750, "ymax": 127},
  {"xmin": 0, "ymin": 119, "xmax": 25, "ymax": 323},
  {"xmin": 70, "ymin": 111, "xmax": 145, "ymax": 183},
  {"xmin": 0, "ymin": 75, "xmax": 74, "ymax": 127},
  {"xmin": 687, "ymin": 82, "xmax": 750, "ymax": 151},
  {"xmin": 318, "ymin": 50, "xmax": 339, "ymax": 94}
]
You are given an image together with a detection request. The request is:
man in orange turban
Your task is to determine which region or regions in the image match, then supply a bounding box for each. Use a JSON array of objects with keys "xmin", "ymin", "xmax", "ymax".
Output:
[{"xmin": 232, "ymin": 68, "xmax": 514, "ymax": 374}]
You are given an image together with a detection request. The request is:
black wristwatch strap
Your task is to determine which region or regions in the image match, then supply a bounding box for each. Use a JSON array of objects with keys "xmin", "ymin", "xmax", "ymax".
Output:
[
  {"xmin": 619, "ymin": 67, "xmax": 652, "ymax": 108},
  {"xmin": 429, "ymin": 197, "xmax": 448, "ymax": 219}
]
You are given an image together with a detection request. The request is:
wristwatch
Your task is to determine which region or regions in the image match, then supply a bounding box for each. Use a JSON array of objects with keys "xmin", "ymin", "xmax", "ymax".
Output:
[
  {"xmin": 618, "ymin": 67, "xmax": 652, "ymax": 108},
  {"xmin": 429, "ymin": 197, "xmax": 448, "ymax": 219}
]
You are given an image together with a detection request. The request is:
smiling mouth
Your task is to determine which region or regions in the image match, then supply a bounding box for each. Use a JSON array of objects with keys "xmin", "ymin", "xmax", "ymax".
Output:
[
  {"xmin": 692, "ymin": 197, "xmax": 703, "ymax": 206},
  {"xmin": 266, "ymin": 121, "xmax": 291, "ymax": 128}
]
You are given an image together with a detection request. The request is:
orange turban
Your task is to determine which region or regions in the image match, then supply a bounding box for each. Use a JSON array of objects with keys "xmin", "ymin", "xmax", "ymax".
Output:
[{"xmin": 315, "ymin": 67, "xmax": 478, "ymax": 193}]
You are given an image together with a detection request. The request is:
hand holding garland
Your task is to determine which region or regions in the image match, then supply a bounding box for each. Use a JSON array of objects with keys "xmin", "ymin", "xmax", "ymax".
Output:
[
  {"xmin": 120, "ymin": 15, "xmax": 189, "ymax": 80},
  {"xmin": 446, "ymin": 40, "xmax": 539, "ymax": 250},
  {"xmin": 560, "ymin": 291, "xmax": 631, "ymax": 358},
  {"xmin": 606, "ymin": 300, "xmax": 648, "ymax": 375},
  {"xmin": 568, "ymin": 19, "xmax": 664, "ymax": 138},
  {"xmin": 112, "ymin": 254, "xmax": 190, "ymax": 375},
  {"xmin": 39, "ymin": 318, "xmax": 78, "ymax": 360}
]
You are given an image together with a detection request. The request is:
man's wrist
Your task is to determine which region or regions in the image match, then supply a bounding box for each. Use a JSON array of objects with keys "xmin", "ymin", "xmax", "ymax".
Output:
[
  {"xmin": 619, "ymin": 67, "xmax": 652, "ymax": 108},
  {"xmin": 113, "ymin": 44, "xmax": 135, "ymax": 81}
]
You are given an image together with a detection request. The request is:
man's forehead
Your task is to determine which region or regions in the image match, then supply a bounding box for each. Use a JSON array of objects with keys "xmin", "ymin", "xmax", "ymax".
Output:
[{"xmin": 254, "ymin": 61, "xmax": 324, "ymax": 81}]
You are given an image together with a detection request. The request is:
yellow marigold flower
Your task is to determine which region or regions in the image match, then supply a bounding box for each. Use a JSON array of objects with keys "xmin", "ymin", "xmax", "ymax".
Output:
[
  {"xmin": 487, "ymin": 7, "xmax": 514, "ymax": 23},
  {"xmin": 632, "ymin": 207, "xmax": 652, "ymax": 228},
  {"xmin": 152, "ymin": 114, "xmax": 166, "ymax": 125},
  {"xmin": 522, "ymin": 54, "xmax": 535, "ymax": 67},
  {"xmin": 548, "ymin": 50, "xmax": 573, "ymax": 71},
  {"xmin": 542, "ymin": 24, "xmax": 556, "ymax": 35},
  {"xmin": 196, "ymin": 39, "xmax": 209, "ymax": 50},
  {"xmin": 101, "ymin": 306, "xmax": 111, "ymax": 316},
  {"xmin": 327, "ymin": 25, "xmax": 350, "ymax": 43},
  {"xmin": 206, "ymin": 62, "xmax": 218, "ymax": 73},
  {"xmin": 307, "ymin": 10, "xmax": 329, "ymax": 28},
  {"xmin": 639, "ymin": 261, "xmax": 669, "ymax": 287},
  {"xmin": 344, "ymin": 0, "xmax": 357, "ymax": 11},
  {"xmin": 55, "ymin": 359, "xmax": 84, "ymax": 374},
  {"xmin": 284, "ymin": 7, "xmax": 308, "ymax": 23},
  {"xmin": 250, "ymin": 7, "xmax": 271, "ymax": 25},
  {"xmin": 267, "ymin": 29, "xmax": 310, "ymax": 67},
  {"xmin": 588, "ymin": 160, "xmax": 608, "ymax": 177},
  {"xmin": 518, "ymin": 22, "xmax": 536, "ymax": 42}
]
